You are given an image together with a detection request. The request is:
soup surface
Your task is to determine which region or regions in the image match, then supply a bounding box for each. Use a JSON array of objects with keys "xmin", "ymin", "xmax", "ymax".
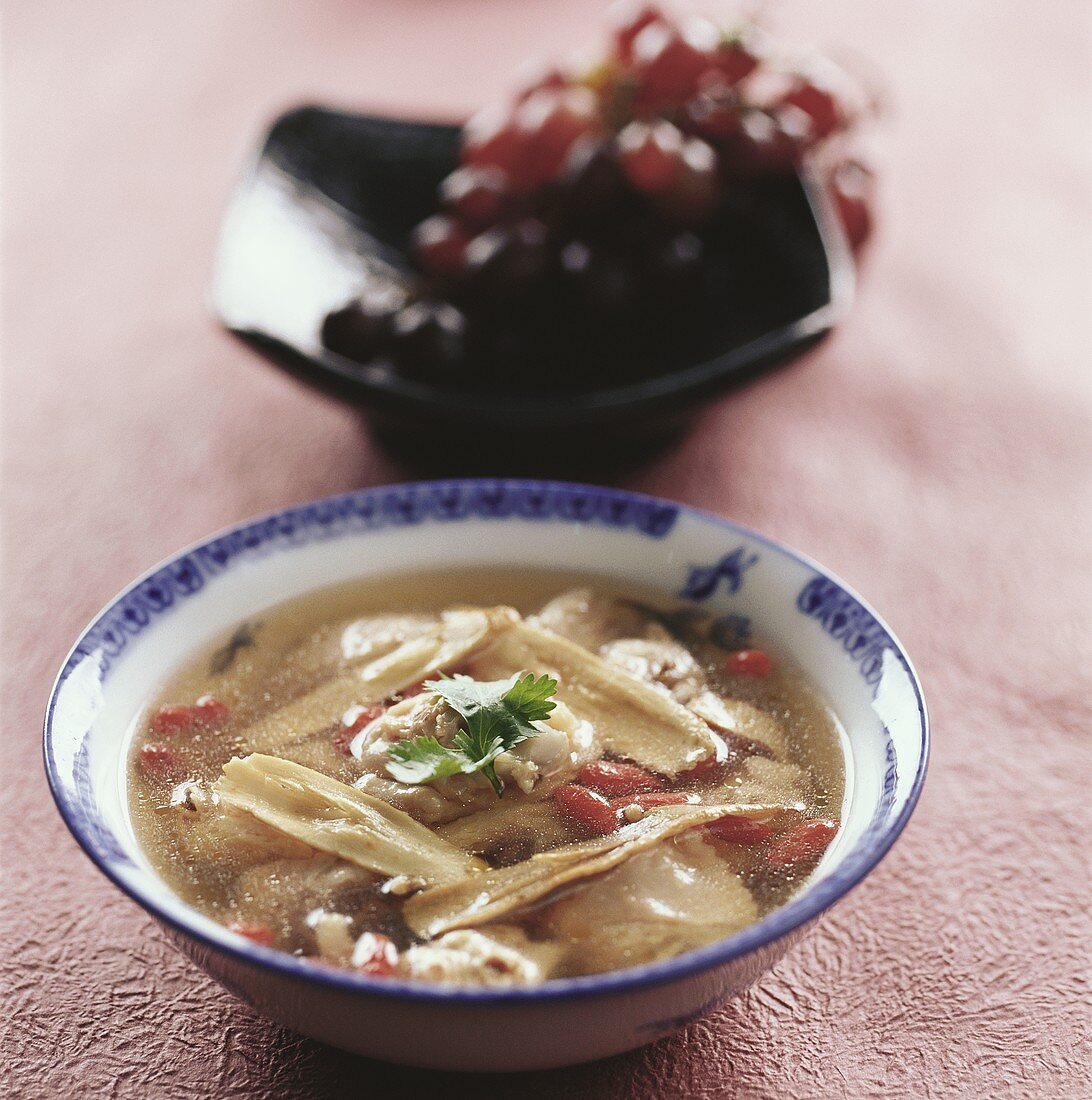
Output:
[{"xmin": 129, "ymin": 569, "xmax": 845, "ymax": 985}]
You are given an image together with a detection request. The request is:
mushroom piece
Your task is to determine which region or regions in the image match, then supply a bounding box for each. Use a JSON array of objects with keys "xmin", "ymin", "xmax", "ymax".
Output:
[
  {"xmin": 214, "ymin": 754, "xmax": 485, "ymax": 886},
  {"xmin": 403, "ymin": 801, "xmax": 796, "ymax": 939},
  {"xmin": 467, "ymin": 621, "xmax": 718, "ymax": 777}
]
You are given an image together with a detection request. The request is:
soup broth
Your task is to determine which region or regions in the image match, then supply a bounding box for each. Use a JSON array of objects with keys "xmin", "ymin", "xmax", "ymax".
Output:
[{"xmin": 129, "ymin": 569, "xmax": 845, "ymax": 985}]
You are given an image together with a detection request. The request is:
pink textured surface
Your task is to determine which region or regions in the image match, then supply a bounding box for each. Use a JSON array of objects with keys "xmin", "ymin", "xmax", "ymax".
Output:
[{"xmin": 3, "ymin": 1, "xmax": 1090, "ymax": 1096}]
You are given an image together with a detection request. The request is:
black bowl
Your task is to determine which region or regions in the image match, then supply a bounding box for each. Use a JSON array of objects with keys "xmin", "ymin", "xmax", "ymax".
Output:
[{"xmin": 212, "ymin": 106, "xmax": 854, "ymax": 434}]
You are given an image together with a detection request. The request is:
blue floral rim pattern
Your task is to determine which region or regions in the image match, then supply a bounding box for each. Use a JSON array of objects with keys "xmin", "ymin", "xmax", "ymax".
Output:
[
  {"xmin": 63, "ymin": 481, "xmax": 679, "ymax": 680},
  {"xmin": 44, "ymin": 479, "xmax": 928, "ymax": 1006}
]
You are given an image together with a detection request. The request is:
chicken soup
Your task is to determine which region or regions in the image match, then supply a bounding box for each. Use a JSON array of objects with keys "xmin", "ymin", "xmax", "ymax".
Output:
[{"xmin": 129, "ymin": 569, "xmax": 845, "ymax": 985}]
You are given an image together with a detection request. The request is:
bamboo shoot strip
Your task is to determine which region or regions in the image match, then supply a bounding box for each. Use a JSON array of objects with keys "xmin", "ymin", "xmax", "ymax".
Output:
[
  {"xmin": 239, "ymin": 606, "xmax": 520, "ymax": 753},
  {"xmin": 404, "ymin": 801, "xmax": 797, "ymax": 938},
  {"xmin": 215, "ymin": 754, "xmax": 485, "ymax": 886},
  {"xmin": 478, "ymin": 621, "xmax": 719, "ymax": 776}
]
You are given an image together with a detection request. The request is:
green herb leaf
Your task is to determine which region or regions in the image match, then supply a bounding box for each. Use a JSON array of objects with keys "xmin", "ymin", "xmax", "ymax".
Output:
[
  {"xmin": 385, "ymin": 672, "xmax": 558, "ymax": 796},
  {"xmin": 386, "ymin": 736, "xmax": 466, "ymax": 785}
]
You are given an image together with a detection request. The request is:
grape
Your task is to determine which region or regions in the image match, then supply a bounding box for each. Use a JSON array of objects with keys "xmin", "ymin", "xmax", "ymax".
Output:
[
  {"xmin": 632, "ymin": 16, "xmax": 720, "ymax": 112},
  {"xmin": 656, "ymin": 136, "xmax": 719, "ymax": 224},
  {"xmin": 560, "ymin": 240, "xmax": 637, "ymax": 313},
  {"xmin": 514, "ymin": 87, "xmax": 603, "ymax": 186},
  {"xmin": 713, "ymin": 36, "xmax": 760, "ymax": 85},
  {"xmin": 462, "ymin": 105, "xmax": 525, "ymax": 173},
  {"xmin": 321, "ymin": 298, "xmax": 395, "ymax": 364},
  {"xmin": 465, "ymin": 218, "xmax": 551, "ymax": 300},
  {"xmin": 412, "ymin": 214, "xmax": 471, "ymax": 277},
  {"xmin": 389, "ymin": 301, "xmax": 466, "ymax": 378},
  {"xmin": 617, "ymin": 119, "xmax": 688, "ymax": 194},
  {"xmin": 729, "ymin": 108, "xmax": 806, "ymax": 174},
  {"xmin": 397, "ymin": 12, "xmax": 871, "ymax": 385},
  {"xmin": 609, "ymin": 1, "xmax": 666, "ymax": 63},
  {"xmin": 829, "ymin": 158, "xmax": 873, "ymax": 250},
  {"xmin": 440, "ymin": 167, "xmax": 513, "ymax": 229},
  {"xmin": 560, "ymin": 137, "xmax": 642, "ymax": 233},
  {"xmin": 655, "ymin": 230, "xmax": 703, "ymax": 275},
  {"xmin": 639, "ymin": 229, "xmax": 703, "ymax": 306},
  {"xmin": 781, "ymin": 76, "xmax": 843, "ymax": 140}
]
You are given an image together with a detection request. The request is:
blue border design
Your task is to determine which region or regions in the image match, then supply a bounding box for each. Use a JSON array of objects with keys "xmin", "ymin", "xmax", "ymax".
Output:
[
  {"xmin": 44, "ymin": 479, "xmax": 928, "ymax": 1008},
  {"xmin": 796, "ymin": 576, "xmax": 894, "ymax": 689},
  {"xmin": 680, "ymin": 547, "xmax": 760, "ymax": 600},
  {"xmin": 63, "ymin": 482, "xmax": 678, "ymax": 679}
]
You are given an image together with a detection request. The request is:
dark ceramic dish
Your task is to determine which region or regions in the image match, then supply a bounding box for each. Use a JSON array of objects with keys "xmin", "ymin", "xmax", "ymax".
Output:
[{"xmin": 212, "ymin": 106, "xmax": 854, "ymax": 431}]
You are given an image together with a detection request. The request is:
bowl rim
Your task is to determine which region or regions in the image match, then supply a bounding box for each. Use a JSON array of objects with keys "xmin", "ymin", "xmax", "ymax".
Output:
[{"xmin": 43, "ymin": 479, "xmax": 929, "ymax": 1005}]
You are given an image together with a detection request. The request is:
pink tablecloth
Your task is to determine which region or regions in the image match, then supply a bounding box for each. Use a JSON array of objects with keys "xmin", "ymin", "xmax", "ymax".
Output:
[{"xmin": 3, "ymin": 2, "xmax": 1089, "ymax": 1095}]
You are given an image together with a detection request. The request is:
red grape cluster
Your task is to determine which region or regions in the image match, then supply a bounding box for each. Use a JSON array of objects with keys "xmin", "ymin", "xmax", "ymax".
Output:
[{"xmin": 323, "ymin": 3, "xmax": 873, "ymax": 382}]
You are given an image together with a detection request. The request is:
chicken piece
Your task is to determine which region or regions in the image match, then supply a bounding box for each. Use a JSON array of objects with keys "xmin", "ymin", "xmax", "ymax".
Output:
[
  {"xmin": 308, "ymin": 908, "xmax": 356, "ymax": 963},
  {"xmin": 398, "ymin": 927, "xmax": 563, "ymax": 986},
  {"xmin": 352, "ymin": 693, "xmax": 463, "ymax": 760},
  {"xmin": 544, "ymin": 833, "xmax": 758, "ymax": 974},
  {"xmin": 599, "ymin": 638, "xmax": 708, "ymax": 705},
  {"xmin": 353, "ymin": 692, "xmax": 596, "ymax": 826},
  {"xmin": 533, "ymin": 588, "xmax": 666, "ymax": 652},
  {"xmin": 688, "ymin": 692, "xmax": 788, "ymax": 759},
  {"xmin": 168, "ymin": 796, "xmax": 315, "ymax": 870}
]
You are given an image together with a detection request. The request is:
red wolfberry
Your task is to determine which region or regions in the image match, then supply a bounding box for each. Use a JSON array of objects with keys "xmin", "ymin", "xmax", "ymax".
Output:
[
  {"xmin": 137, "ymin": 742, "xmax": 182, "ymax": 780},
  {"xmin": 725, "ymin": 649, "xmax": 773, "ymax": 678},
  {"xmin": 610, "ymin": 791, "xmax": 697, "ymax": 813},
  {"xmin": 681, "ymin": 753, "xmax": 727, "ymax": 783},
  {"xmin": 194, "ymin": 695, "xmax": 230, "ymax": 724},
  {"xmin": 766, "ymin": 819, "xmax": 838, "ymax": 867},
  {"xmin": 553, "ymin": 784, "xmax": 619, "ymax": 836},
  {"xmin": 334, "ymin": 704, "xmax": 385, "ymax": 755},
  {"xmin": 151, "ymin": 705, "xmax": 195, "ymax": 736},
  {"xmin": 227, "ymin": 920, "xmax": 276, "ymax": 948},
  {"xmin": 705, "ymin": 815, "xmax": 774, "ymax": 845},
  {"xmin": 152, "ymin": 697, "xmax": 229, "ymax": 736},
  {"xmin": 577, "ymin": 759, "xmax": 663, "ymax": 797}
]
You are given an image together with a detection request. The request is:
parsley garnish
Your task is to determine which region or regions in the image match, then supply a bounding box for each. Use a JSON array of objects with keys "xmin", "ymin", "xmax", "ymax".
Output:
[{"xmin": 386, "ymin": 672, "xmax": 558, "ymax": 796}]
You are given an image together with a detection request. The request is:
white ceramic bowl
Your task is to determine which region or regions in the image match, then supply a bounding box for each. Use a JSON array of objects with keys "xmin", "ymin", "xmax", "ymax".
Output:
[{"xmin": 44, "ymin": 480, "xmax": 928, "ymax": 1071}]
